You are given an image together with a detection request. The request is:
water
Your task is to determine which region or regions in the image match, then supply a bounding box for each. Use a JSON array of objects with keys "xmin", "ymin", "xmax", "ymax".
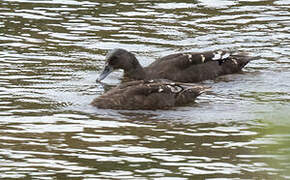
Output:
[{"xmin": 0, "ymin": 0, "xmax": 289, "ymax": 179}]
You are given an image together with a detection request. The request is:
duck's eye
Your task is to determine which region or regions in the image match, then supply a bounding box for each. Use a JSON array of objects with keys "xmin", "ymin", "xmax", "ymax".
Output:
[{"xmin": 109, "ymin": 56, "xmax": 117, "ymax": 65}]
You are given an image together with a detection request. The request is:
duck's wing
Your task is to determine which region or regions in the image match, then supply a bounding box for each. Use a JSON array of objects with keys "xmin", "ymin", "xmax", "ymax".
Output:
[
  {"xmin": 150, "ymin": 50, "xmax": 254, "ymax": 69},
  {"xmin": 175, "ymin": 84, "xmax": 209, "ymax": 105},
  {"xmin": 145, "ymin": 50, "xmax": 255, "ymax": 82},
  {"xmin": 128, "ymin": 82, "xmax": 207, "ymax": 109},
  {"xmin": 92, "ymin": 80, "xmax": 209, "ymax": 110},
  {"xmin": 91, "ymin": 81, "xmax": 174, "ymax": 110}
]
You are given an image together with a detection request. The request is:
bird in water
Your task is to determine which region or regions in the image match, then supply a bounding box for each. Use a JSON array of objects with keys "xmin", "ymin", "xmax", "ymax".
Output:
[
  {"xmin": 97, "ymin": 48, "xmax": 255, "ymax": 83},
  {"xmin": 91, "ymin": 79, "xmax": 209, "ymax": 110}
]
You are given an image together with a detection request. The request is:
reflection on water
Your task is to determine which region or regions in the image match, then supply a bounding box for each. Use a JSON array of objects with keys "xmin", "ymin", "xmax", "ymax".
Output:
[{"xmin": 0, "ymin": 0, "xmax": 289, "ymax": 179}]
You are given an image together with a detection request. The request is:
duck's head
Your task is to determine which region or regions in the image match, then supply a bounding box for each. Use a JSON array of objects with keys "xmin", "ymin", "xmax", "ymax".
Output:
[{"xmin": 97, "ymin": 48, "xmax": 138, "ymax": 82}]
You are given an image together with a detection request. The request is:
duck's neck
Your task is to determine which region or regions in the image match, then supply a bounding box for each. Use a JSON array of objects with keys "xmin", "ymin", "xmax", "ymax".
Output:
[{"xmin": 124, "ymin": 56, "xmax": 146, "ymax": 80}]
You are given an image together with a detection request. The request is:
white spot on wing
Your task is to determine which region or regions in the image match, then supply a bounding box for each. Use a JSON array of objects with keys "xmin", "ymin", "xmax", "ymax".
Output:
[
  {"xmin": 217, "ymin": 50, "xmax": 223, "ymax": 54},
  {"xmin": 212, "ymin": 51, "xmax": 222, "ymax": 60},
  {"xmin": 201, "ymin": 54, "xmax": 205, "ymax": 63},
  {"xmin": 184, "ymin": 53, "xmax": 193, "ymax": 62},
  {"xmin": 167, "ymin": 85, "xmax": 182, "ymax": 93},
  {"xmin": 232, "ymin": 58, "xmax": 238, "ymax": 65},
  {"xmin": 221, "ymin": 53, "xmax": 230, "ymax": 59},
  {"xmin": 212, "ymin": 54, "xmax": 221, "ymax": 60},
  {"xmin": 158, "ymin": 88, "xmax": 164, "ymax": 92}
]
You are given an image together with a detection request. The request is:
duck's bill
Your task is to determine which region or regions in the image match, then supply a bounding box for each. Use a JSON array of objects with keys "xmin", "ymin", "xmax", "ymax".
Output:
[{"xmin": 96, "ymin": 65, "xmax": 113, "ymax": 82}]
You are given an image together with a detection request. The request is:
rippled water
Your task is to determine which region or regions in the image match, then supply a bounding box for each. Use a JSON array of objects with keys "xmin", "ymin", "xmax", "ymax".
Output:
[{"xmin": 0, "ymin": 0, "xmax": 289, "ymax": 179}]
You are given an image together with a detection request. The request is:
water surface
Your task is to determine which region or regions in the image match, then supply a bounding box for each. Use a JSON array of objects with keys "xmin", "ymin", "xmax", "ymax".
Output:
[{"xmin": 0, "ymin": 0, "xmax": 289, "ymax": 179}]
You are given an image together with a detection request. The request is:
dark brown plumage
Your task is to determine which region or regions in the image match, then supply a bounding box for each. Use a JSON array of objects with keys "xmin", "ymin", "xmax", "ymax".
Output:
[
  {"xmin": 91, "ymin": 80, "xmax": 208, "ymax": 110},
  {"xmin": 97, "ymin": 48, "xmax": 255, "ymax": 83}
]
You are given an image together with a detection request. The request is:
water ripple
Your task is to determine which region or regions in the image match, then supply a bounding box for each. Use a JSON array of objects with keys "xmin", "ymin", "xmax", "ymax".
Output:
[{"xmin": 0, "ymin": 0, "xmax": 289, "ymax": 179}]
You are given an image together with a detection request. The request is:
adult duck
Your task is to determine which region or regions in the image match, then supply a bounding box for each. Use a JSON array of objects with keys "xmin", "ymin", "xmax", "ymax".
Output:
[
  {"xmin": 97, "ymin": 48, "xmax": 254, "ymax": 83},
  {"xmin": 91, "ymin": 80, "xmax": 208, "ymax": 110}
]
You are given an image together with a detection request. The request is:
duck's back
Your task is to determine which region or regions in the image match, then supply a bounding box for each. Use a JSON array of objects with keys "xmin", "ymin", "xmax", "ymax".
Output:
[
  {"xmin": 145, "ymin": 51, "xmax": 252, "ymax": 82},
  {"xmin": 91, "ymin": 80, "xmax": 206, "ymax": 110}
]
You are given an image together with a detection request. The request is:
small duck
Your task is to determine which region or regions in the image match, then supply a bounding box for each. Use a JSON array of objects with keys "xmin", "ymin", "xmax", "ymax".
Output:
[
  {"xmin": 97, "ymin": 48, "xmax": 255, "ymax": 83},
  {"xmin": 91, "ymin": 80, "xmax": 208, "ymax": 110}
]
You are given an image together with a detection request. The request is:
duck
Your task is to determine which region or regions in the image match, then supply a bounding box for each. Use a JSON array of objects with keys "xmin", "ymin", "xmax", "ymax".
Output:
[
  {"xmin": 97, "ymin": 48, "xmax": 255, "ymax": 83},
  {"xmin": 91, "ymin": 79, "xmax": 208, "ymax": 110}
]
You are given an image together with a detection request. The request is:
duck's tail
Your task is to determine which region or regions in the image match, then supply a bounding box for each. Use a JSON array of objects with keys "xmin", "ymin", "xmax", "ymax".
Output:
[
  {"xmin": 232, "ymin": 52, "xmax": 261, "ymax": 61},
  {"xmin": 229, "ymin": 52, "xmax": 260, "ymax": 69},
  {"xmin": 175, "ymin": 84, "xmax": 210, "ymax": 105}
]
